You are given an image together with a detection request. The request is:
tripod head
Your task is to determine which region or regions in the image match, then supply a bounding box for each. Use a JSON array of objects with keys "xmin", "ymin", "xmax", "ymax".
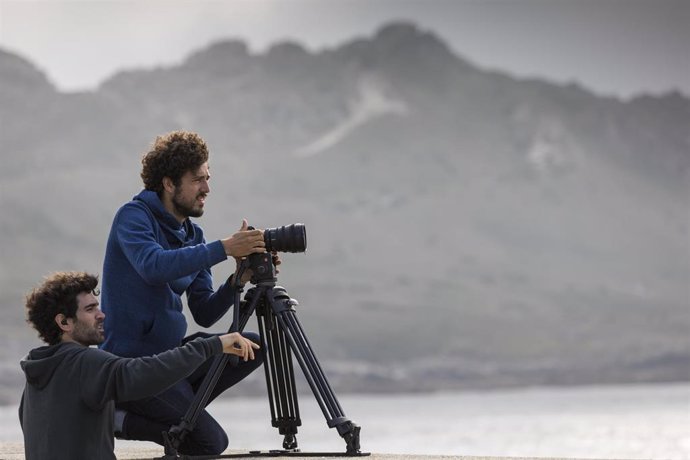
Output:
[{"xmin": 247, "ymin": 252, "xmax": 278, "ymax": 284}]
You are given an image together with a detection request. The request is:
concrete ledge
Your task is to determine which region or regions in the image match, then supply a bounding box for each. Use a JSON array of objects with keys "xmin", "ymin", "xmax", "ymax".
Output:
[{"xmin": 0, "ymin": 442, "xmax": 599, "ymax": 460}]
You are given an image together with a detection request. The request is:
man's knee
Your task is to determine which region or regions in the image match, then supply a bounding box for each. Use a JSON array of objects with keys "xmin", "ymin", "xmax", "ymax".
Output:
[
  {"xmin": 243, "ymin": 331, "xmax": 261, "ymax": 346},
  {"xmin": 203, "ymin": 428, "xmax": 229, "ymax": 456},
  {"xmin": 183, "ymin": 425, "xmax": 228, "ymax": 455}
]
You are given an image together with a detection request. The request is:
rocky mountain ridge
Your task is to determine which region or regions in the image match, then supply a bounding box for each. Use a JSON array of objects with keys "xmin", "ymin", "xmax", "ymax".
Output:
[{"xmin": 0, "ymin": 22, "xmax": 688, "ymax": 402}]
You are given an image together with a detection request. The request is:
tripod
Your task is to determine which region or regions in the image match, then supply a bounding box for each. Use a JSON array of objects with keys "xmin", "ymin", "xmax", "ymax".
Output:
[{"xmin": 161, "ymin": 255, "xmax": 364, "ymax": 459}]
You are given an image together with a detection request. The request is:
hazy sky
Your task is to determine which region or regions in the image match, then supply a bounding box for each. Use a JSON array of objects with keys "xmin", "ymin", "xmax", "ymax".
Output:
[{"xmin": 0, "ymin": 0, "xmax": 688, "ymax": 98}]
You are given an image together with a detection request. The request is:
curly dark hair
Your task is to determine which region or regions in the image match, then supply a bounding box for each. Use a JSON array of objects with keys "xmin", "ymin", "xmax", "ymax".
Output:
[
  {"xmin": 25, "ymin": 272, "xmax": 99, "ymax": 345},
  {"xmin": 141, "ymin": 131, "xmax": 210, "ymax": 194}
]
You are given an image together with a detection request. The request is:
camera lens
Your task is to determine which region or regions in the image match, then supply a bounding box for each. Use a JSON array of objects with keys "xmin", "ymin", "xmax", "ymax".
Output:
[{"xmin": 264, "ymin": 223, "xmax": 307, "ymax": 253}]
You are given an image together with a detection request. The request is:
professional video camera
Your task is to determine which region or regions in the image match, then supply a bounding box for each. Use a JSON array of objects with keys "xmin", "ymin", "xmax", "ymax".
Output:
[{"xmin": 248, "ymin": 223, "xmax": 306, "ymax": 283}]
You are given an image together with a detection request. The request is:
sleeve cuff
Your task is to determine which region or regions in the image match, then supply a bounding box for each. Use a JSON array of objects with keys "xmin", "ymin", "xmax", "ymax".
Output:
[
  {"xmin": 207, "ymin": 240, "xmax": 229, "ymax": 266},
  {"xmin": 208, "ymin": 336, "xmax": 224, "ymax": 355}
]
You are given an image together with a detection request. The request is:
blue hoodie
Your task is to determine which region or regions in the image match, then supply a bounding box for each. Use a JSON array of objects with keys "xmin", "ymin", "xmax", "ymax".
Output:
[{"xmin": 101, "ymin": 190, "xmax": 234, "ymax": 358}]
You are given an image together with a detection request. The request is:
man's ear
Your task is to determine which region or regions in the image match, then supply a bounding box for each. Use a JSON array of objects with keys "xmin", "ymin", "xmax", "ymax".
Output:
[
  {"xmin": 162, "ymin": 177, "xmax": 175, "ymax": 195},
  {"xmin": 55, "ymin": 314, "xmax": 71, "ymax": 332}
]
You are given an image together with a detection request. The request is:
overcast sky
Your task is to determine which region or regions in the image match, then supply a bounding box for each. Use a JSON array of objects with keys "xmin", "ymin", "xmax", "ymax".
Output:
[{"xmin": 0, "ymin": 0, "xmax": 688, "ymax": 99}]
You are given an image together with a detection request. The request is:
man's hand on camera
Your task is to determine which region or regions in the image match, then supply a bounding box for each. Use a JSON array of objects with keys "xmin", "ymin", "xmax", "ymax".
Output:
[
  {"xmin": 236, "ymin": 261, "xmax": 253, "ymax": 284},
  {"xmin": 221, "ymin": 218, "xmax": 265, "ymax": 258},
  {"xmin": 272, "ymin": 252, "xmax": 282, "ymax": 274},
  {"xmin": 218, "ymin": 332, "xmax": 260, "ymax": 361}
]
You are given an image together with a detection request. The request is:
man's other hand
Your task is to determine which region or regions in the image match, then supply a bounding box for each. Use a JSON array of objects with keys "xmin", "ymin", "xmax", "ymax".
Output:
[{"xmin": 218, "ymin": 332, "xmax": 260, "ymax": 361}]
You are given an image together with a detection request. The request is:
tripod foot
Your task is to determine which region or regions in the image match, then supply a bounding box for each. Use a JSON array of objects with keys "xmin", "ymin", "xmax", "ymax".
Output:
[
  {"xmin": 336, "ymin": 421, "xmax": 361, "ymax": 454},
  {"xmin": 282, "ymin": 433, "xmax": 298, "ymax": 450},
  {"xmin": 161, "ymin": 430, "xmax": 182, "ymax": 459}
]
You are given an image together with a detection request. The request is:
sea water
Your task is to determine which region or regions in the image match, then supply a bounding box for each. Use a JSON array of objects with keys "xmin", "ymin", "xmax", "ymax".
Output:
[{"xmin": 2, "ymin": 382, "xmax": 688, "ymax": 459}]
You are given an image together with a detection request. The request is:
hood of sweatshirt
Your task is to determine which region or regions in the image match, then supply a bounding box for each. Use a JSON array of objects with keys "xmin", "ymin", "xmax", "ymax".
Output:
[
  {"xmin": 20, "ymin": 342, "xmax": 84, "ymax": 390},
  {"xmin": 133, "ymin": 190, "xmax": 197, "ymax": 248}
]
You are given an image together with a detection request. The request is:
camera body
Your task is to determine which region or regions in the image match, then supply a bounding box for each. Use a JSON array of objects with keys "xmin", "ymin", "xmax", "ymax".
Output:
[{"xmin": 248, "ymin": 223, "xmax": 306, "ymax": 283}]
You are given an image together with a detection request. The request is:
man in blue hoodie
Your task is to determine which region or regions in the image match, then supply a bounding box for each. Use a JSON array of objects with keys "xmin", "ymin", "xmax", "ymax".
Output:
[{"xmin": 101, "ymin": 131, "xmax": 270, "ymax": 455}]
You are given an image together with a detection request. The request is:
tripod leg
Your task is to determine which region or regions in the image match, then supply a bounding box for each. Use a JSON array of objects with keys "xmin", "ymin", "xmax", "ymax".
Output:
[
  {"xmin": 257, "ymin": 303, "xmax": 301, "ymax": 450},
  {"xmin": 265, "ymin": 287, "xmax": 361, "ymax": 454},
  {"xmin": 162, "ymin": 287, "xmax": 260, "ymax": 456}
]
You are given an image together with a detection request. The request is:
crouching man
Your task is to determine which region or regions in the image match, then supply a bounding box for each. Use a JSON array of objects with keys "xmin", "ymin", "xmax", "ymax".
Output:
[{"xmin": 18, "ymin": 271, "xmax": 259, "ymax": 460}]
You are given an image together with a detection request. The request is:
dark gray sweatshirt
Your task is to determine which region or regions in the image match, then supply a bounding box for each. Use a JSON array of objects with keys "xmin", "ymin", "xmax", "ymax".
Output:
[{"xmin": 19, "ymin": 336, "xmax": 223, "ymax": 460}]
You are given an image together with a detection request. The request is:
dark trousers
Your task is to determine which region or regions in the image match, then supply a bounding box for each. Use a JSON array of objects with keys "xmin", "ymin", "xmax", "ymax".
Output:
[{"xmin": 117, "ymin": 332, "xmax": 263, "ymax": 455}]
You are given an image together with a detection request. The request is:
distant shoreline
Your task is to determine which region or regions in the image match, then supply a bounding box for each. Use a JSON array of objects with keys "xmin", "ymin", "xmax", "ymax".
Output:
[{"xmin": 1, "ymin": 378, "xmax": 689, "ymax": 407}]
